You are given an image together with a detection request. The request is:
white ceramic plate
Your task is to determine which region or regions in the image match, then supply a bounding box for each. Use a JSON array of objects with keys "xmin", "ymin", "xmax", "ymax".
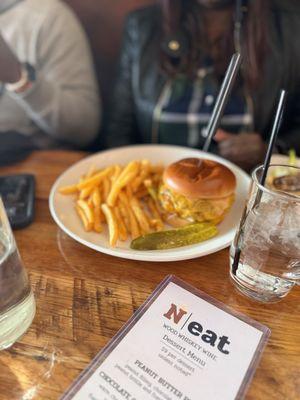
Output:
[{"xmin": 49, "ymin": 145, "xmax": 251, "ymax": 262}]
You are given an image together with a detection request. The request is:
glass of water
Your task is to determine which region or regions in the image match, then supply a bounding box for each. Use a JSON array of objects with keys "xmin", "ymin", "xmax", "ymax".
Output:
[
  {"xmin": 230, "ymin": 165, "xmax": 300, "ymax": 302},
  {"xmin": 0, "ymin": 198, "xmax": 36, "ymax": 349}
]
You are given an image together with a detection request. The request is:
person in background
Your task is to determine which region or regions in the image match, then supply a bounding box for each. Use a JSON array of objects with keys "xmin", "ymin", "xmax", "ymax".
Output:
[
  {"xmin": 0, "ymin": 0, "xmax": 100, "ymax": 149},
  {"xmin": 107, "ymin": 0, "xmax": 300, "ymax": 171}
]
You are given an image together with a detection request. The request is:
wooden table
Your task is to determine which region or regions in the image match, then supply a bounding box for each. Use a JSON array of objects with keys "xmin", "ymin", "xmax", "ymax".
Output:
[{"xmin": 0, "ymin": 151, "xmax": 299, "ymax": 400}]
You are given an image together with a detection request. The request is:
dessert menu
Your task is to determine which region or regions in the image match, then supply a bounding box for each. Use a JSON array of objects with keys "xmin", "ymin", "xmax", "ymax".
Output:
[{"xmin": 62, "ymin": 276, "xmax": 270, "ymax": 400}]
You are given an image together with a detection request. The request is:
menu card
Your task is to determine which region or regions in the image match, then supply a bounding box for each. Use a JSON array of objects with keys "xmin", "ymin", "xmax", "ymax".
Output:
[{"xmin": 62, "ymin": 276, "xmax": 270, "ymax": 400}]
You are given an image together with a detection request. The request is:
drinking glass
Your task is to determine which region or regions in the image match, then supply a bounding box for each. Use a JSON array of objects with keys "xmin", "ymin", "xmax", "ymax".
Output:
[
  {"xmin": 230, "ymin": 165, "xmax": 300, "ymax": 302},
  {"xmin": 0, "ymin": 198, "xmax": 36, "ymax": 349}
]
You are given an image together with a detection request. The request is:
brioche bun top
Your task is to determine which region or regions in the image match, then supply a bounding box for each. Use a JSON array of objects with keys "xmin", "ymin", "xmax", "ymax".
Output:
[{"xmin": 163, "ymin": 158, "xmax": 236, "ymax": 199}]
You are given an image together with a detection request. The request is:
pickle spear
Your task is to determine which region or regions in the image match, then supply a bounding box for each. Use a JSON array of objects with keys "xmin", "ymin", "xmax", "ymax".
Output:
[{"xmin": 130, "ymin": 223, "xmax": 218, "ymax": 250}]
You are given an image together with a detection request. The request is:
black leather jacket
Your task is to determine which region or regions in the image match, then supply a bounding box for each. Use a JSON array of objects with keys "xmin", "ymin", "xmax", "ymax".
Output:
[{"xmin": 106, "ymin": 2, "xmax": 300, "ymax": 154}]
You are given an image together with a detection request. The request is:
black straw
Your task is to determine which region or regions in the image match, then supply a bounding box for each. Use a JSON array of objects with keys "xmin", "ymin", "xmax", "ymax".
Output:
[
  {"xmin": 202, "ymin": 53, "xmax": 242, "ymax": 153},
  {"xmin": 259, "ymin": 89, "xmax": 287, "ymax": 186}
]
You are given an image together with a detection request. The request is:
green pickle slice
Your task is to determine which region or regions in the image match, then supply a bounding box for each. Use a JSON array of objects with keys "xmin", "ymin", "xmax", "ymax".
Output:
[{"xmin": 130, "ymin": 223, "xmax": 218, "ymax": 251}]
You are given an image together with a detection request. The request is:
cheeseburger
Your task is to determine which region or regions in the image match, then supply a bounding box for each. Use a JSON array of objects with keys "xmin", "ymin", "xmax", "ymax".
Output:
[{"xmin": 158, "ymin": 158, "xmax": 236, "ymax": 225}]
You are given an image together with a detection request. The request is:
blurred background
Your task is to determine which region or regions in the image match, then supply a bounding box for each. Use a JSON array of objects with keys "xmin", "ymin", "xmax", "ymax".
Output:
[{"xmin": 64, "ymin": 0, "xmax": 154, "ymax": 110}]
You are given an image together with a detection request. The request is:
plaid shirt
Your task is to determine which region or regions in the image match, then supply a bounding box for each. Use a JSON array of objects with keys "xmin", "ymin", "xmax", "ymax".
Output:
[{"xmin": 152, "ymin": 67, "xmax": 253, "ymax": 149}]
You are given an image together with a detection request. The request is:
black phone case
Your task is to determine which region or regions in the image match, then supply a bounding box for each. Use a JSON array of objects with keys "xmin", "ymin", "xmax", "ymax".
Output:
[{"xmin": 0, "ymin": 174, "xmax": 35, "ymax": 229}]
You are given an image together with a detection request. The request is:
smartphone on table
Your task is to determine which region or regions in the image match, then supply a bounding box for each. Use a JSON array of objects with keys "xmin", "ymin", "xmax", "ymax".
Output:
[{"xmin": 0, "ymin": 174, "xmax": 35, "ymax": 229}]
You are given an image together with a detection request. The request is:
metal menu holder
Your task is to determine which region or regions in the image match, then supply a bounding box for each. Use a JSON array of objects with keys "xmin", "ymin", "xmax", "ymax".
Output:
[{"xmin": 62, "ymin": 276, "xmax": 270, "ymax": 400}]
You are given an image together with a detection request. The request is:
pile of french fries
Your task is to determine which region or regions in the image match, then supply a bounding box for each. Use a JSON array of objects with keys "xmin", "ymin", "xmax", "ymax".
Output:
[{"xmin": 59, "ymin": 160, "xmax": 165, "ymax": 247}]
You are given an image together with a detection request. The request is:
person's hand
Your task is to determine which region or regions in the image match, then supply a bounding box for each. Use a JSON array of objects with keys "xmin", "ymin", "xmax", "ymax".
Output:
[
  {"xmin": 214, "ymin": 129, "xmax": 267, "ymax": 171},
  {"xmin": 0, "ymin": 33, "xmax": 21, "ymax": 83}
]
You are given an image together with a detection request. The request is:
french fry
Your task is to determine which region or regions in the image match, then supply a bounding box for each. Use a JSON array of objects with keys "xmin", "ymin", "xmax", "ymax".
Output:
[
  {"xmin": 119, "ymin": 191, "xmax": 140, "ymax": 239},
  {"xmin": 130, "ymin": 196, "xmax": 151, "ymax": 234},
  {"xmin": 76, "ymin": 205, "xmax": 92, "ymax": 231},
  {"xmin": 93, "ymin": 206, "xmax": 103, "ymax": 233},
  {"xmin": 114, "ymin": 206, "xmax": 128, "ymax": 241},
  {"xmin": 92, "ymin": 187, "xmax": 101, "ymax": 207},
  {"xmin": 146, "ymin": 198, "xmax": 164, "ymax": 231},
  {"xmin": 118, "ymin": 199, "xmax": 129, "ymax": 227},
  {"xmin": 131, "ymin": 160, "xmax": 150, "ymax": 192},
  {"xmin": 118, "ymin": 160, "xmax": 140, "ymax": 181},
  {"xmin": 111, "ymin": 165, "xmax": 122, "ymax": 183},
  {"xmin": 135, "ymin": 196, "xmax": 162, "ymax": 232},
  {"xmin": 85, "ymin": 187, "xmax": 101, "ymax": 230},
  {"xmin": 118, "ymin": 190, "xmax": 127, "ymax": 205},
  {"xmin": 102, "ymin": 177, "xmax": 111, "ymax": 202},
  {"xmin": 59, "ymin": 184, "xmax": 78, "ymax": 195},
  {"xmin": 126, "ymin": 184, "xmax": 133, "ymax": 199},
  {"xmin": 107, "ymin": 161, "xmax": 140, "ymax": 207},
  {"xmin": 87, "ymin": 197, "xmax": 94, "ymax": 208},
  {"xmin": 79, "ymin": 185, "xmax": 94, "ymax": 200},
  {"xmin": 77, "ymin": 167, "xmax": 113, "ymax": 190},
  {"xmin": 143, "ymin": 179, "xmax": 158, "ymax": 202},
  {"xmin": 143, "ymin": 205, "xmax": 154, "ymax": 226},
  {"xmin": 77, "ymin": 200, "xmax": 94, "ymax": 225},
  {"xmin": 101, "ymin": 204, "xmax": 118, "ymax": 247},
  {"xmin": 128, "ymin": 208, "xmax": 140, "ymax": 239},
  {"xmin": 92, "ymin": 187, "xmax": 105, "ymax": 222}
]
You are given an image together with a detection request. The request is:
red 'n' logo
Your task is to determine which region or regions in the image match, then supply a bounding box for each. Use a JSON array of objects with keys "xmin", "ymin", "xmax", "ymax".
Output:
[{"xmin": 163, "ymin": 303, "xmax": 187, "ymax": 324}]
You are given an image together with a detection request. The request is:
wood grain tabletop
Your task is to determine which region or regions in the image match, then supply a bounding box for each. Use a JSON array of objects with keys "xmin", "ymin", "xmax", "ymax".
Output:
[{"xmin": 0, "ymin": 150, "xmax": 299, "ymax": 400}]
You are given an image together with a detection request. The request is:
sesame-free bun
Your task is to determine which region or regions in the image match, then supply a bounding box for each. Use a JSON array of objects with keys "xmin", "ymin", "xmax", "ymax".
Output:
[{"xmin": 163, "ymin": 158, "xmax": 236, "ymax": 199}]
